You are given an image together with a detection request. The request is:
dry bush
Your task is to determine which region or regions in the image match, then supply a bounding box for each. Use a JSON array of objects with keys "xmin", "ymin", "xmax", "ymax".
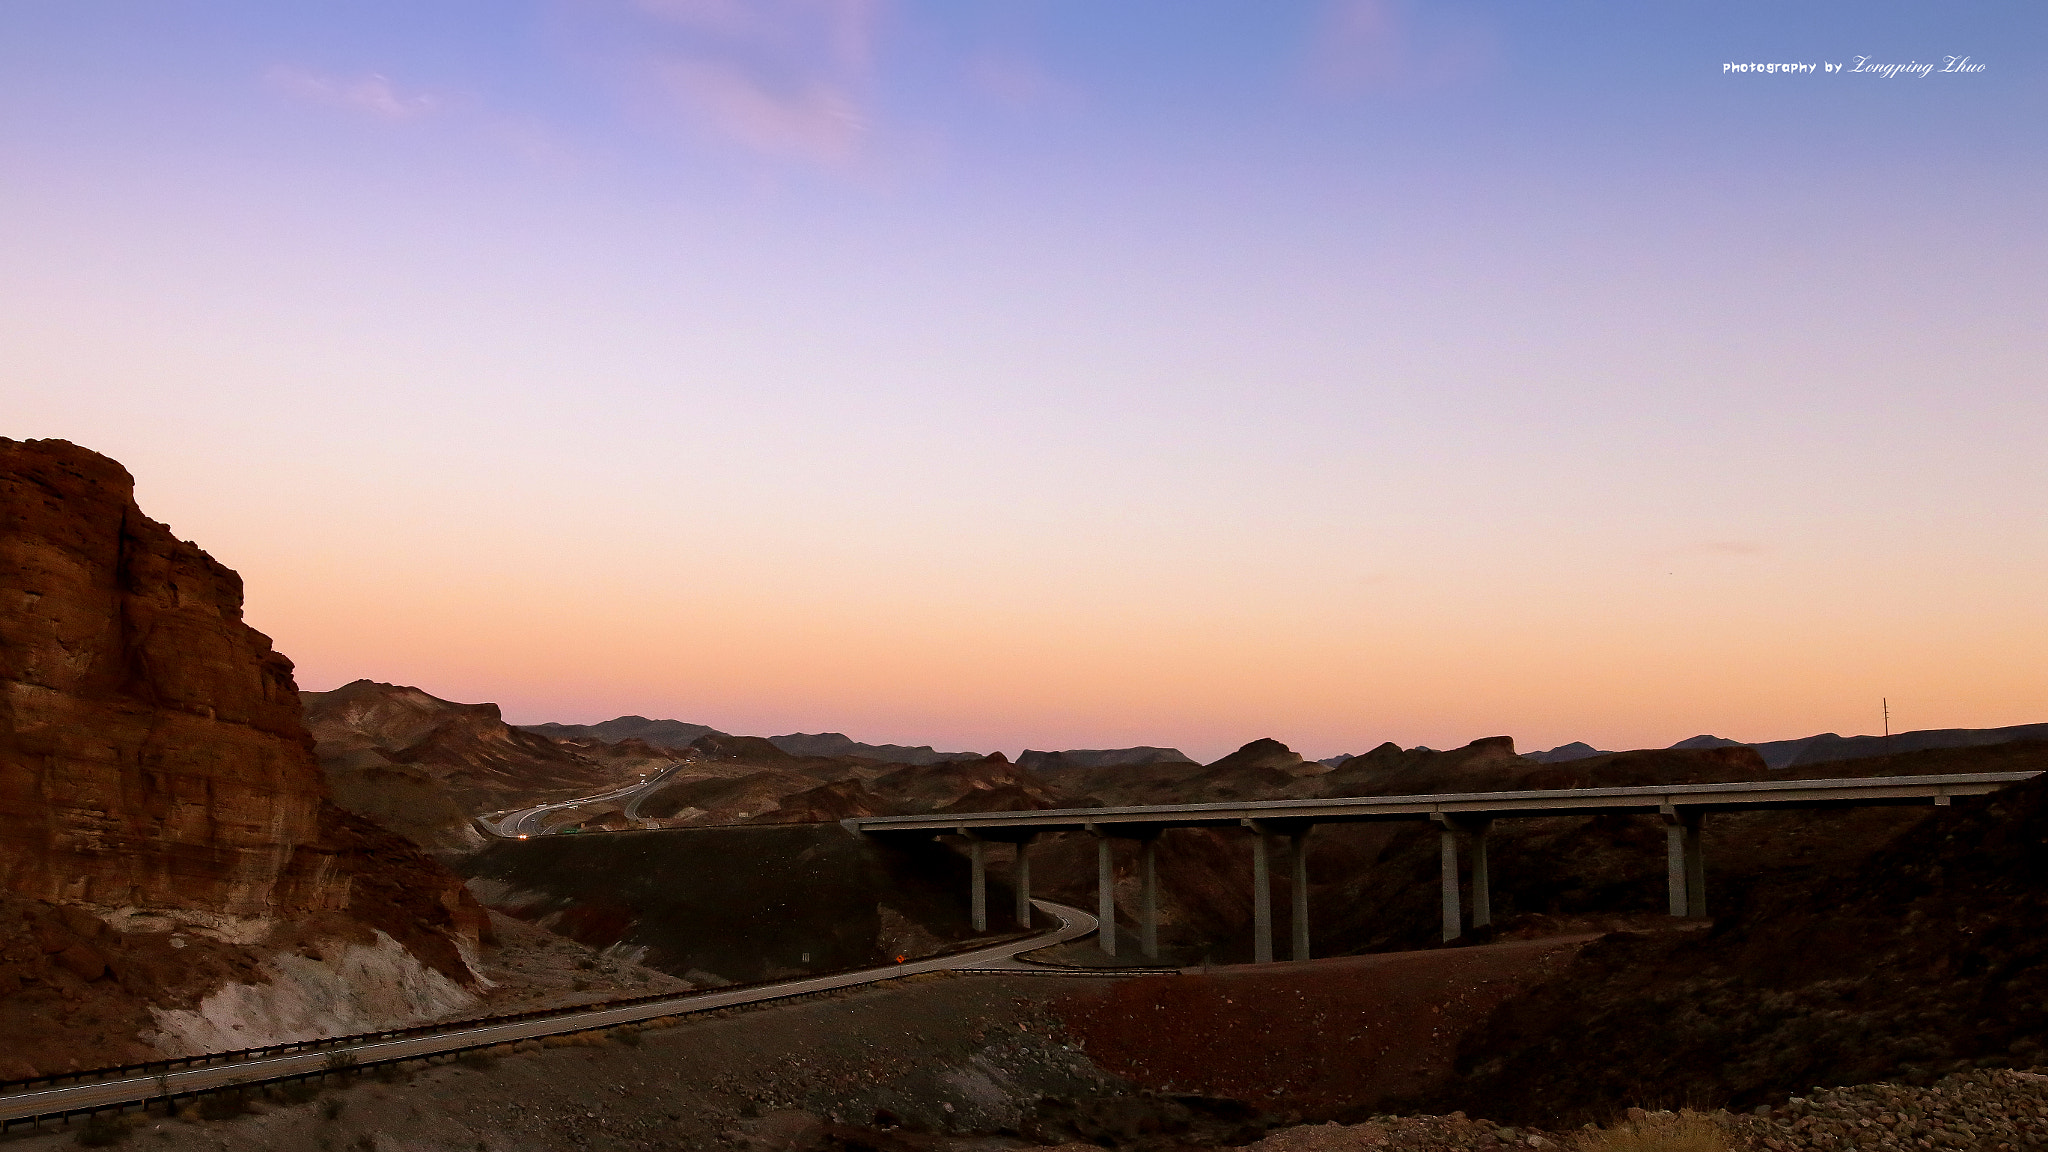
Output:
[
  {"xmin": 541, "ymin": 1031, "xmax": 608, "ymax": 1049},
  {"xmin": 74, "ymin": 1112, "xmax": 138, "ymax": 1146},
  {"xmin": 1573, "ymin": 1110, "xmax": 1730, "ymax": 1152},
  {"xmin": 195, "ymin": 1089, "xmax": 252, "ymax": 1121}
]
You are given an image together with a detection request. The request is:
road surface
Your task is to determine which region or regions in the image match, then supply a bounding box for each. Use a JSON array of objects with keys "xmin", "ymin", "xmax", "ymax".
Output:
[{"xmin": 481, "ymin": 760, "xmax": 691, "ymax": 837}]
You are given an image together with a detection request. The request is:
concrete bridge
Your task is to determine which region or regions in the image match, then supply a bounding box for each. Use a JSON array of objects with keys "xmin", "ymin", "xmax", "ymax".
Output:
[{"xmin": 848, "ymin": 771, "xmax": 2040, "ymax": 962}]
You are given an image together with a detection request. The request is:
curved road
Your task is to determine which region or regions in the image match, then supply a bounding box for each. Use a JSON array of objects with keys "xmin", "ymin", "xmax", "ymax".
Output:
[
  {"xmin": 482, "ymin": 760, "xmax": 691, "ymax": 837},
  {"xmin": 0, "ymin": 901, "xmax": 1105, "ymax": 1126}
]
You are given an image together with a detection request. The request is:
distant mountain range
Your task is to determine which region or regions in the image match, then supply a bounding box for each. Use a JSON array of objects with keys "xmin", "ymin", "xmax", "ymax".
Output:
[
  {"xmin": 520, "ymin": 715, "xmax": 726, "ymax": 748},
  {"xmin": 526, "ymin": 711, "xmax": 2048, "ymax": 778},
  {"xmin": 1528, "ymin": 722, "xmax": 2048, "ymax": 770},
  {"xmin": 516, "ymin": 718, "xmax": 986, "ymax": 766},
  {"xmin": 761, "ymin": 732, "xmax": 984, "ymax": 766},
  {"xmin": 1016, "ymin": 747, "xmax": 1195, "ymax": 770},
  {"xmin": 519, "ymin": 717, "xmax": 1184, "ymax": 769}
]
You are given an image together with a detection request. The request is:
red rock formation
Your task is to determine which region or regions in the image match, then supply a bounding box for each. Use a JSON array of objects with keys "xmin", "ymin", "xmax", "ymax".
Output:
[
  {"xmin": 0, "ymin": 439, "xmax": 340, "ymax": 914},
  {"xmin": 0, "ymin": 439, "xmax": 485, "ymax": 1073}
]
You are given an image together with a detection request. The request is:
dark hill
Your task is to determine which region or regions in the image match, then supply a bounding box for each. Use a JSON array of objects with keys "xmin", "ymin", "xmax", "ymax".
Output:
[
  {"xmin": 1778, "ymin": 722, "xmax": 2048, "ymax": 768},
  {"xmin": 1436, "ymin": 744, "xmax": 2048, "ymax": 1123},
  {"xmin": 1522, "ymin": 741, "xmax": 1610, "ymax": 763},
  {"xmin": 303, "ymin": 679, "xmax": 650, "ymax": 849},
  {"xmin": 1016, "ymin": 747, "xmax": 1196, "ymax": 772},
  {"xmin": 766, "ymin": 732, "xmax": 985, "ymax": 766},
  {"xmin": 518, "ymin": 715, "xmax": 726, "ymax": 748}
]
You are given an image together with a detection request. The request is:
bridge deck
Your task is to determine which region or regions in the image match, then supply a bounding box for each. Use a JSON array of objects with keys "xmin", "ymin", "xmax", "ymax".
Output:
[{"xmin": 846, "ymin": 771, "xmax": 2042, "ymax": 836}]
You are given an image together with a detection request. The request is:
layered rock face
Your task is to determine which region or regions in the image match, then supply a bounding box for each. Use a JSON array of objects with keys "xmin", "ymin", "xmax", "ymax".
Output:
[
  {"xmin": 0, "ymin": 439, "xmax": 485, "ymax": 1074},
  {"xmin": 0, "ymin": 439, "xmax": 337, "ymax": 915}
]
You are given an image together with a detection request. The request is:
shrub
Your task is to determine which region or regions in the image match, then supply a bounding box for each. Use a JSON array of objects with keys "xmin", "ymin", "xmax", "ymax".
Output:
[
  {"xmin": 1573, "ymin": 1110, "xmax": 1729, "ymax": 1152},
  {"xmin": 75, "ymin": 1113, "xmax": 135, "ymax": 1146},
  {"xmin": 275, "ymin": 1079, "xmax": 321, "ymax": 1105},
  {"xmin": 196, "ymin": 1090, "xmax": 251, "ymax": 1121}
]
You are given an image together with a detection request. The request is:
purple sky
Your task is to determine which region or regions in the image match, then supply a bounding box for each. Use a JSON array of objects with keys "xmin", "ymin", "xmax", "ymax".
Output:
[{"xmin": 5, "ymin": 2, "xmax": 2043, "ymax": 760}]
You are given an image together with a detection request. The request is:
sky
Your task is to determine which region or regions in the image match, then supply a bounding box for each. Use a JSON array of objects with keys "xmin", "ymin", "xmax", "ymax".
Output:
[{"xmin": 4, "ymin": 2, "xmax": 2044, "ymax": 762}]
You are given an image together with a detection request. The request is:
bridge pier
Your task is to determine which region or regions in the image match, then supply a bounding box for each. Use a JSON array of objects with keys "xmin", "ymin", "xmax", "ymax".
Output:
[
  {"xmin": 1244, "ymin": 819, "xmax": 1312, "ymax": 962},
  {"xmin": 1662, "ymin": 806, "xmax": 1706, "ymax": 917},
  {"xmin": 1013, "ymin": 834, "xmax": 1036, "ymax": 928},
  {"xmin": 1249, "ymin": 830, "xmax": 1273, "ymax": 964},
  {"xmin": 1092, "ymin": 831, "xmax": 1117, "ymax": 956},
  {"xmin": 1139, "ymin": 836, "xmax": 1160, "ymax": 960},
  {"xmin": 1289, "ymin": 831, "xmax": 1311, "ymax": 961},
  {"xmin": 1432, "ymin": 815, "xmax": 1492, "ymax": 939},
  {"xmin": 1467, "ymin": 818, "xmax": 1493, "ymax": 930},
  {"xmin": 964, "ymin": 832, "xmax": 988, "ymax": 932},
  {"xmin": 1437, "ymin": 820, "xmax": 1462, "ymax": 941}
]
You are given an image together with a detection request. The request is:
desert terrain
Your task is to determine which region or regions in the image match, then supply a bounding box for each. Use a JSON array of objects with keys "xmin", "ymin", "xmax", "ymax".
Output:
[{"xmin": 5, "ymin": 438, "xmax": 2047, "ymax": 1151}]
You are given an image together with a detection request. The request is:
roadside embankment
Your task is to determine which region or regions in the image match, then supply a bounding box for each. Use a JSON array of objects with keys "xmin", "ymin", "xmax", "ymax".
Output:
[
  {"xmin": 458, "ymin": 824, "xmax": 1011, "ymax": 985},
  {"xmin": 8, "ymin": 959, "xmax": 2045, "ymax": 1152}
]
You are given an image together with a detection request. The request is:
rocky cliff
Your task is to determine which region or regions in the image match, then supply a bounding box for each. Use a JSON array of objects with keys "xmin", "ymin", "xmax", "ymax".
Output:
[
  {"xmin": 0, "ymin": 441, "xmax": 333, "ymax": 915},
  {"xmin": 0, "ymin": 439, "xmax": 485, "ymax": 1075}
]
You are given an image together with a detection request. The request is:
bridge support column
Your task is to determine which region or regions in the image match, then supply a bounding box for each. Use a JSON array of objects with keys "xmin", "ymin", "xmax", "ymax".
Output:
[
  {"xmin": 962, "ymin": 831, "xmax": 987, "ymax": 932},
  {"xmin": 1140, "ymin": 837, "xmax": 1160, "ymax": 960},
  {"xmin": 1662, "ymin": 806, "xmax": 1706, "ymax": 917},
  {"xmin": 1092, "ymin": 832, "xmax": 1117, "ymax": 956},
  {"xmin": 1014, "ymin": 834, "xmax": 1036, "ymax": 928},
  {"xmin": 1248, "ymin": 829, "xmax": 1273, "ymax": 964},
  {"xmin": 1289, "ymin": 831, "xmax": 1311, "ymax": 961},
  {"xmin": 1685, "ymin": 818, "xmax": 1706, "ymax": 918},
  {"xmin": 1468, "ymin": 819, "xmax": 1493, "ymax": 930},
  {"xmin": 1437, "ymin": 820, "xmax": 1462, "ymax": 942}
]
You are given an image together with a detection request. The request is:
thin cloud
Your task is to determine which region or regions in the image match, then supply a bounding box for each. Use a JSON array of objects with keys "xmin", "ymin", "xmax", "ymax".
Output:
[
  {"xmin": 621, "ymin": 0, "xmax": 881, "ymax": 164},
  {"xmin": 655, "ymin": 58, "xmax": 867, "ymax": 163},
  {"xmin": 265, "ymin": 66, "xmax": 440, "ymax": 120},
  {"xmin": 1308, "ymin": 0, "xmax": 1495, "ymax": 95},
  {"xmin": 968, "ymin": 53, "xmax": 1080, "ymax": 113}
]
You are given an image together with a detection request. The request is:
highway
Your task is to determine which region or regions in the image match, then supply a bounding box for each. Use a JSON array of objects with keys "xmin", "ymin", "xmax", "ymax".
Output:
[
  {"xmin": 0, "ymin": 901, "xmax": 1103, "ymax": 1127},
  {"xmin": 482, "ymin": 760, "xmax": 690, "ymax": 837}
]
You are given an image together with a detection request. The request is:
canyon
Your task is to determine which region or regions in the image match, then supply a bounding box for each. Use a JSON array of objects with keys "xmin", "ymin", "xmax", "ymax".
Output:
[{"xmin": 6, "ymin": 437, "xmax": 2046, "ymax": 1145}]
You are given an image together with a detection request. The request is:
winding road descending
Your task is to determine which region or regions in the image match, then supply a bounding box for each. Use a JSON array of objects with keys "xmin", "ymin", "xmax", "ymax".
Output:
[
  {"xmin": 483, "ymin": 760, "xmax": 691, "ymax": 837},
  {"xmin": 0, "ymin": 901, "xmax": 1101, "ymax": 1126}
]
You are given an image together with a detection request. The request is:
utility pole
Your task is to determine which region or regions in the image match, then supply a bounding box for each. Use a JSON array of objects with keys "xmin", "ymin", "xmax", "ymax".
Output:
[{"xmin": 1883, "ymin": 698, "xmax": 1891, "ymax": 753}]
